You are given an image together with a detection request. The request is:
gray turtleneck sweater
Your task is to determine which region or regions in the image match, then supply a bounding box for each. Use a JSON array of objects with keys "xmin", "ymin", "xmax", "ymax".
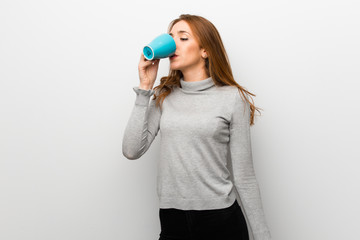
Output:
[{"xmin": 122, "ymin": 77, "xmax": 271, "ymax": 239}]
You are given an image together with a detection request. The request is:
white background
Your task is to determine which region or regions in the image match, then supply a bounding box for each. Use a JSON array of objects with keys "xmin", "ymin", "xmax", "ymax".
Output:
[{"xmin": 1, "ymin": 0, "xmax": 359, "ymax": 239}]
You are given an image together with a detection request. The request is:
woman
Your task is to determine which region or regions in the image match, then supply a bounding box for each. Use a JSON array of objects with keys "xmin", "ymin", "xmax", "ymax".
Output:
[{"xmin": 122, "ymin": 14, "xmax": 271, "ymax": 240}]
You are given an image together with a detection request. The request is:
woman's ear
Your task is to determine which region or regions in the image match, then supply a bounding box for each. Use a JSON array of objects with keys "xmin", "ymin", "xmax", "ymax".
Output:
[{"xmin": 201, "ymin": 50, "xmax": 208, "ymax": 59}]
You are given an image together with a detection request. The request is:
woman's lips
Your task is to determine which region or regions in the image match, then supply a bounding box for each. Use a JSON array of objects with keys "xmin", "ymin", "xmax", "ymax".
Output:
[{"xmin": 170, "ymin": 54, "xmax": 178, "ymax": 60}]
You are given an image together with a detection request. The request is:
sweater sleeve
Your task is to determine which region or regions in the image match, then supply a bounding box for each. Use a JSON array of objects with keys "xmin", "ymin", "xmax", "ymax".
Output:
[
  {"xmin": 229, "ymin": 91, "xmax": 272, "ymax": 240},
  {"xmin": 122, "ymin": 86, "xmax": 161, "ymax": 160}
]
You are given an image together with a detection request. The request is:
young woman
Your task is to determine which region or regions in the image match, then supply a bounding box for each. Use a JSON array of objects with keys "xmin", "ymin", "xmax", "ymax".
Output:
[{"xmin": 122, "ymin": 14, "xmax": 271, "ymax": 240}]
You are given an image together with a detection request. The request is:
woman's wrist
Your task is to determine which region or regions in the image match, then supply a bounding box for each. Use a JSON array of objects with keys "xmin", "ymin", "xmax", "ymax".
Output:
[{"xmin": 139, "ymin": 84, "xmax": 152, "ymax": 90}]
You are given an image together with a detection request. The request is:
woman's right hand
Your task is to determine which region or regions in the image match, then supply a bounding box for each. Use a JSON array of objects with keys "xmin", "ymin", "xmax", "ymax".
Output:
[{"xmin": 138, "ymin": 53, "xmax": 160, "ymax": 90}]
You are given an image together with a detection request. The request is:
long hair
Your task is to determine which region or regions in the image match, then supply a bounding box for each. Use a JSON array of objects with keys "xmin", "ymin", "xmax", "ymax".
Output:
[{"xmin": 152, "ymin": 14, "xmax": 262, "ymax": 125}]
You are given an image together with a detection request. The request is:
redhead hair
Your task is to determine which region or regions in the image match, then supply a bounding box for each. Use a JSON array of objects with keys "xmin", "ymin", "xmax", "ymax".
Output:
[{"xmin": 152, "ymin": 14, "xmax": 262, "ymax": 125}]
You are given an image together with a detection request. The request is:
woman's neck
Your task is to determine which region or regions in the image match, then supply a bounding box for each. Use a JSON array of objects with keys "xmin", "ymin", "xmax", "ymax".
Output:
[{"xmin": 181, "ymin": 65, "xmax": 209, "ymax": 82}]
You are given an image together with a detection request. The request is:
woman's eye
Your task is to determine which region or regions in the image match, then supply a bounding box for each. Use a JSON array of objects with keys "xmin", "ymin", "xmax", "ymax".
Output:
[{"xmin": 180, "ymin": 38, "xmax": 188, "ymax": 41}]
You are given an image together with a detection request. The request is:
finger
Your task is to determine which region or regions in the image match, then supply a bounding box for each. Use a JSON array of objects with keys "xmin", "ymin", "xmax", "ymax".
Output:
[
  {"xmin": 141, "ymin": 52, "xmax": 151, "ymax": 62},
  {"xmin": 151, "ymin": 59, "xmax": 159, "ymax": 65}
]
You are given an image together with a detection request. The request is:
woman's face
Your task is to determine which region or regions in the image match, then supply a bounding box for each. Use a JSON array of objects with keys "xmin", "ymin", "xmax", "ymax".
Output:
[{"xmin": 169, "ymin": 20, "xmax": 206, "ymax": 72}]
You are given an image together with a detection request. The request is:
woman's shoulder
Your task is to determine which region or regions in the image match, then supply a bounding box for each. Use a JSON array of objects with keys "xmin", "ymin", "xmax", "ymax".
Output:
[
  {"xmin": 217, "ymin": 85, "xmax": 249, "ymax": 106},
  {"xmin": 216, "ymin": 84, "xmax": 239, "ymax": 94}
]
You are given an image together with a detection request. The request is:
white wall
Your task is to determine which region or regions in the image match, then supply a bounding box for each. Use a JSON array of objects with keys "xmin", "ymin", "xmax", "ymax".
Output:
[{"xmin": 1, "ymin": 0, "xmax": 359, "ymax": 239}]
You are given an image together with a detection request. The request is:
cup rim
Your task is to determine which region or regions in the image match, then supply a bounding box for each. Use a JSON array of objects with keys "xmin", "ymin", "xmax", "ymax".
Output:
[{"xmin": 143, "ymin": 45, "xmax": 154, "ymax": 60}]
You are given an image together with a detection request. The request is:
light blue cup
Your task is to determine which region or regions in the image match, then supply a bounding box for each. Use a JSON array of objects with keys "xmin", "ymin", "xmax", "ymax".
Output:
[{"xmin": 143, "ymin": 33, "xmax": 176, "ymax": 60}]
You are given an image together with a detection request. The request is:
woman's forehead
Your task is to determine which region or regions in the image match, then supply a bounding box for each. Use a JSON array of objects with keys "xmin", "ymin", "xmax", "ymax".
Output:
[{"xmin": 170, "ymin": 21, "xmax": 192, "ymax": 35}]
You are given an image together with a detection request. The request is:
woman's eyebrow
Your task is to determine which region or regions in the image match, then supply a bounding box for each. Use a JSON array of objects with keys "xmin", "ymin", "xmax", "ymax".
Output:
[{"xmin": 169, "ymin": 30, "xmax": 191, "ymax": 36}]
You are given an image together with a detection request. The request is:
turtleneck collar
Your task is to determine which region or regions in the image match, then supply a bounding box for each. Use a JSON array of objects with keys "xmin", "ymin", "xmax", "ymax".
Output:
[{"xmin": 179, "ymin": 76, "xmax": 215, "ymax": 91}]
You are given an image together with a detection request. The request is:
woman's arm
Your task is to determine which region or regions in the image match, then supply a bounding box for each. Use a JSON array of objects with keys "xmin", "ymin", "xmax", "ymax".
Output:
[
  {"xmin": 122, "ymin": 86, "xmax": 161, "ymax": 160},
  {"xmin": 229, "ymin": 90, "xmax": 272, "ymax": 240}
]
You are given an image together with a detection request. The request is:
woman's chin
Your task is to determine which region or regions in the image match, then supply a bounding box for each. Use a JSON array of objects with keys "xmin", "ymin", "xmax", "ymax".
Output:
[{"xmin": 169, "ymin": 63, "xmax": 181, "ymax": 71}]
